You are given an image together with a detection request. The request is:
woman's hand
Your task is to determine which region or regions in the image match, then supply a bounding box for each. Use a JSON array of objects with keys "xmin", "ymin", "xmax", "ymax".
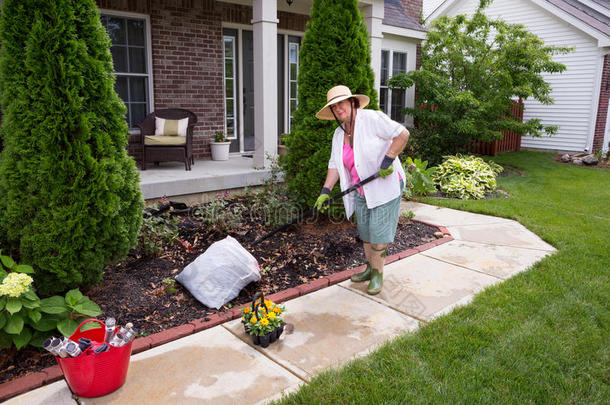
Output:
[
  {"xmin": 314, "ymin": 187, "xmax": 331, "ymax": 212},
  {"xmin": 379, "ymin": 155, "xmax": 394, "ymax": 179}
]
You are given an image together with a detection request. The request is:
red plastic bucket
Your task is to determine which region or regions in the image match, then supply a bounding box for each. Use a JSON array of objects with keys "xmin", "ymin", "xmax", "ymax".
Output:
[{"xmin": 55, "ymin": 318, "xmax": 133, "ymax": 398}]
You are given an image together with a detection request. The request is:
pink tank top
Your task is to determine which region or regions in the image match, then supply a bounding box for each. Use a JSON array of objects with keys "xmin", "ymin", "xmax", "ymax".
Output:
[{"xmin": 343, "ymin": 144, "xmax": 365, "ymax": 195}]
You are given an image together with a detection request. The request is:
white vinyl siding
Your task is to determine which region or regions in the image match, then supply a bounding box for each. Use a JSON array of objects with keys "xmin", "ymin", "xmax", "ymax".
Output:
[{"xmin": 438, "ymin": 0, "xmax": 604, "ymax": 152}]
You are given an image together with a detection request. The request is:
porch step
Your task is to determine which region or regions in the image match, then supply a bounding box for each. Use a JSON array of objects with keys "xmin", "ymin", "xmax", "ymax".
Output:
[{"xmin": 138, "ymin": 156, "xmax": 273, "ymax": 201}]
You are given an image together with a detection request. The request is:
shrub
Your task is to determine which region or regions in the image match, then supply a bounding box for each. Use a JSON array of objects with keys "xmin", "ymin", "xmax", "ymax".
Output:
[
  {"xmin": 0, "ymin": 0, "xmax": 144, "ymax": 294},
  {"xmin": 0, "ymin": 252, "xmax": 101, "ymax": 350},
  {"xmin": 280, "ymin": 0, "xmax": 378, "ymax": 211},
  {"xmin": 432, "ymin": 155, "xmax": 503, "ymax": 199},
  {"xmin": 402, "ymin": 157, "xmax": 437, "ymax": 199}
]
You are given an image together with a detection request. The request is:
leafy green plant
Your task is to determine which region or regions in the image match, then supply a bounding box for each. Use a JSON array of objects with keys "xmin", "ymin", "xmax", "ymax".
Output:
[
  {"xmin": 195, "ymin": 197, "xmax": 245, "ymax": 235},
  {"xmin": 432, "ymin": 155, "xmax": 503, "ymax": 199},
  {"xmin": 138, "ymin": 212, "xmax": 179, "ymax": 257},
  {"xmin": 0, "ymin": 252, "xmax": 101, "ymax": 349},
  {"xmin": 214, "ymin": 131, "xmax": 229, "ymax": 142},
  {"xmin": 162, "ymin": 277, "xmax": 177, "ymax": 294},
  {"xmin": 38, "ymin": 289, "xmax": 103, "ymax": 337},
  {"xmin": 402, "ymin": 157, "xmax": 437, "ymax": 199}
]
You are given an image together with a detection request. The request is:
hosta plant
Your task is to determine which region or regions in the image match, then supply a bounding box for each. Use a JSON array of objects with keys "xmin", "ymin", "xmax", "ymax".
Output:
[
  {"xmin": 432, "ymin": 154, "xmax": 503, "ymax": 199},
  {"xmin": 402, "ymin": 157, "xmax": 437, "ymax": 199},
  {"xmin": 0, "ymin": 252, "xmax": 102, "ymax": 350}
]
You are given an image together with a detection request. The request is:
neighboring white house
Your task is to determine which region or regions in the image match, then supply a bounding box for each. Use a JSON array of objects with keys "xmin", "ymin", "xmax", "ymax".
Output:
[{"xmin": 425, "ymin": 0, "xmax": 610, "ymax": 154}]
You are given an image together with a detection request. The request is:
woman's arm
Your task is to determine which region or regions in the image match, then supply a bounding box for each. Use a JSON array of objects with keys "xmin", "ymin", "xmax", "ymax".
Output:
[
  {"xmin": 322, "ymin": 168, "xmax": 340, "ymax": 191},
  {"xmin": 385, "ymin": 129, "xmax": 410, "ymax": 158}
]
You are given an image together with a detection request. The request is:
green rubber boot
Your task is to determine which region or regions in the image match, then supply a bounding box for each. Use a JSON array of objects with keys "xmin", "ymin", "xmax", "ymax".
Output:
[
  {"xmin": 367, "ymin": 269, "xmax": 383, "ymax": 295},
  {"xmin": 350, "ymin": 264, "xmax": 371, "ymax": 282}
]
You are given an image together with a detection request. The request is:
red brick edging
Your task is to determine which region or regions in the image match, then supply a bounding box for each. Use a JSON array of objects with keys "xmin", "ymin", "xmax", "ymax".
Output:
[{"xmin": 0, "ymin": 219, "xmax": 452, "ymax": 402}]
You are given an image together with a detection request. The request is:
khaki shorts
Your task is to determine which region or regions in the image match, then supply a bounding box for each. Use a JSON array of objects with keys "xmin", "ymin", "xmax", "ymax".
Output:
[{"xmin": 354, "ymin": 180, "xmax": 404, "ymax": 244}]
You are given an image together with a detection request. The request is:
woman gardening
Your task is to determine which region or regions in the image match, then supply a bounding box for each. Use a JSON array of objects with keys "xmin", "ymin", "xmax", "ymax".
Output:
[{"xmin": 314, "ymin": 85, "xmax": 409, "ymax": 295}]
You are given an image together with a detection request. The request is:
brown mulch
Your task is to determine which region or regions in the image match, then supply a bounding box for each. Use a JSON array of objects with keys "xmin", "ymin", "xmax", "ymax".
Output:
[{"xmin": 0, "ymin": 197, "xmax": 437, "ymax": 384}]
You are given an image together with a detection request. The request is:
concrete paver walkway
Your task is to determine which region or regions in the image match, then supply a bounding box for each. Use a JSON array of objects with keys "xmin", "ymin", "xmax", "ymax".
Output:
[{"xmin": 6, "ymin": 203, "xmax": 556, "ymax": 405}]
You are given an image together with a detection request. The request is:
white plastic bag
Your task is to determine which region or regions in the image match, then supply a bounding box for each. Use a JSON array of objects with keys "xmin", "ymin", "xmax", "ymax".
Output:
[{"xmin": 176, "ymin": 236, "xmax": 260, "ymax": 309}]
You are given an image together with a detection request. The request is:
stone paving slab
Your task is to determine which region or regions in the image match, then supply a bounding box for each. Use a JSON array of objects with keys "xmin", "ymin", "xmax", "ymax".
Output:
[
  {"xmin": 224, "ymin": 285, "xmax": 419, "ymax": 380},
  {"xmin": 446, "ymin": 221, "xmax": 555, "ymax": 251},
  {"xmin": 420, "ymin": 240, "xmax": 554, "ymax": 279},
  {"xmin": 79, "ymin": 326, "xmax": 302, "ymax": 405},
  {"xmin": 342, "ymin": 254, "xmax": 501, "ymax": 321},
  {"xmin": 402, "ymin": 202, "xmax": 512, "ymax": 226},
  {"xmin": 3, "ymin": 380, "xmax": 75, "ymax": 405}
]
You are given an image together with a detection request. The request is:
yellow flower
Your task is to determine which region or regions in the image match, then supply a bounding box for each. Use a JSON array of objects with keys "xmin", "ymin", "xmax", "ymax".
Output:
[
  {"xmin": 260, "ymin": 318, "xmax": 269, "ymax": 326},
  {"xmin": 264, "ymin": 300, "xmax": 273, "ymax": 307},
  {"xmin": 250, "ymin": 316, "xmax": 258, "ymax": 324},
  {"xmin": 273, "ymin": 307, "xmax": 282, "ymax": 314},
  {"xmin": 243, "ymin": 306, "xmax": 251, "ymax": 314},
  {"xmin": 0, "ymin": 273, "xmax": 33, "ymax": 298},
  {"xmin": 267, "ymin": 311, "xmax": 276, "ymax": 320}
]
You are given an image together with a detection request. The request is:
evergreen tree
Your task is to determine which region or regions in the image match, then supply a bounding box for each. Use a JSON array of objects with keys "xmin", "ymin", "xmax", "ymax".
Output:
[
  {"xmin": 0, "ymin": 0, "xmax": 144, "ymax": 295},
  {"xmin": 281, "ymin": 0, "xmax": 378, "ymax": 210}
]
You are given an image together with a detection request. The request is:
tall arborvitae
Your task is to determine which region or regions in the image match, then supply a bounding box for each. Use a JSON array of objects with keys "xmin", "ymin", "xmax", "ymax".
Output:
[
  {"xmin": 281, "ymin": 0, "xmax": 378, "ymax": 210},
  {"xmin": 0, "ymin": 0, "xmax": 144, "ymax": 295}
]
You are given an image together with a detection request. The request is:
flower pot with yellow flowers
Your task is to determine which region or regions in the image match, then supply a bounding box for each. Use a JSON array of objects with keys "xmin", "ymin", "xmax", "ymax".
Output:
[{"xmin": 241, "ymin": 292, "xmax": 286, "ymax": 348}]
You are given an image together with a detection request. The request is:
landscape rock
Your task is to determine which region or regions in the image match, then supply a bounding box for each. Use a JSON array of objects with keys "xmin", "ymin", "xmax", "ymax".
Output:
[
  {"xmin": 561, "ymin": 154, "xmax": 571, "ymax": 162},
  {"xmin": 433, "ymin": 231, "xmax": 444, "ymax": 239},
  {"xmin": 572, "ymin": 158, "xmax": 583, "ymax": 165},
  {"xmin": 582, "ymin": 154, "xmax": 599, "ymax": 165}
]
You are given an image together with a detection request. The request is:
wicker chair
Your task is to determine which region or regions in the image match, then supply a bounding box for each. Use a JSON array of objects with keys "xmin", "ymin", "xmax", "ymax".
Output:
[{"xmin": 136, "ymin": 108, "xmax": 197, "ymax": 170}]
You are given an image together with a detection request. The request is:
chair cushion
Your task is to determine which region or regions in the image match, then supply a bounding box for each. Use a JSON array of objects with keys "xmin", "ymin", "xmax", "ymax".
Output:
[
  {"xmin": 155, "ymin": 117, "xmax": 189, "ymax": 136},
  {"xmin": 144, "ymin": 135, "xmax": 187, "ymax": 146}
]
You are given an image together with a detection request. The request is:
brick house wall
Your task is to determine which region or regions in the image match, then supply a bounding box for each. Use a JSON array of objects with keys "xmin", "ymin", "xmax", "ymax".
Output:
[
  {"xmin": 593, "ymin": 54, "xmax": 610, "ymax": 152},
  {"xmin": 97, "ymin": 0, "xmax": 307, "ymax": 162},
  {"xmin": 399, "ymin": 0, "xmax": 423, "ymax": 23}
]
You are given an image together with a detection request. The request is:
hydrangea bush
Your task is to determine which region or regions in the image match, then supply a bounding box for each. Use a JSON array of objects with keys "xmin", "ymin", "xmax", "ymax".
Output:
[
  {"xmin": 432, "ymin": 155, "xmax": 503, "ymax": 199},
  {"xmin": 0, "ymin": 253, "xmax": 102, "ymax": 350}
]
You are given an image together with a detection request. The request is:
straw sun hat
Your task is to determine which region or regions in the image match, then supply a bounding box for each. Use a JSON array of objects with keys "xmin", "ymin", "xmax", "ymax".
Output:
[{"xmin": 315, "ymin": 85, "xmax": 370, "ymax": 120}]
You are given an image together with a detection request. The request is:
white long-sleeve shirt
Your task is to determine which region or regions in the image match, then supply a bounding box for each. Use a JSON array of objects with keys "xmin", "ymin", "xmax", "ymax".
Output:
[{"xmin": 328, "ymin": 109, "xmax": 406, "ymax": 218}]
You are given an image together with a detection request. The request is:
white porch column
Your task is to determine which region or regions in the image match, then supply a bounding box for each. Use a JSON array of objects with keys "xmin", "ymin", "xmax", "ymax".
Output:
[
  {"xmin": 252, "ymin": 0, "xmax": 278, "ymax": 168},
  {"xmin": 363, "ymin": 1, "xmax": 385, "ymax": 91}
]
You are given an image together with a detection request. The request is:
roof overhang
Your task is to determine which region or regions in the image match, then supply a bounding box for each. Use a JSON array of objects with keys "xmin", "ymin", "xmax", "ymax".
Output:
[
  {"xmin": 381, "ymin": 24, "xmax": 427, "ymax": 40},
  {"xmin": 426, "ymin": 0, "xmax": 610, "ymax": 48}
]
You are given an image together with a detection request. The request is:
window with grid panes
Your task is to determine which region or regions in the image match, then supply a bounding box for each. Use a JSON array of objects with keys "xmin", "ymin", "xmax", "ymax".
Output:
[
  {"xmin": 101, "ymin": 14, "xmax": 150, "ymax": 129},
  {"xmin": 379, "ymin": 50, "xmax": 407, "ymax": 122}
]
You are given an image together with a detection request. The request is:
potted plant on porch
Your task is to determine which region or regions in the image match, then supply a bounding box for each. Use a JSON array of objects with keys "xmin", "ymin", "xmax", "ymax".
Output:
[
  {"xmin": 210, "ymin": 131, "xmax": 231, "ymax": 161},
  {"xmin": 278, "ymin": 133, "xmax": 288, "ymax": 156}
]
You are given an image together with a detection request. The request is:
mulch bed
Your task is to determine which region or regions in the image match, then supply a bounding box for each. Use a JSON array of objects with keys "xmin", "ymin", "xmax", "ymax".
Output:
[{"xmin": 0, "ymin": 195, "xmax": 437, "ymax": 384}]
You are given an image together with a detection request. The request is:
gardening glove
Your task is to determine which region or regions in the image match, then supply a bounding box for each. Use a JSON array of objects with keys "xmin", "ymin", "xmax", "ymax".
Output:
[
  {"xmin": 379, "ymin": 155, "xmax": 394, "ymax": 179},
  {"xmin": 314, "ymin": 188, "xmax": 331, "ymax": 212}
]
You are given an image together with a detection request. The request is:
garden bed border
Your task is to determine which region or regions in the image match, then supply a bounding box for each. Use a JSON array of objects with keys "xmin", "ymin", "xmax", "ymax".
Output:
[{"xmin": 0, "ymin": 219, "xmax": 453, "ymax": 402}]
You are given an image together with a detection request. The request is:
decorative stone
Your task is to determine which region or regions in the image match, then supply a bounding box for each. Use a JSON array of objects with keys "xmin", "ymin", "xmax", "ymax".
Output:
[
  {"xmin": 572, "ymin": 158, "xmax": 583, "ymax": 165},
  {"xmin": 433, "ymin": 231, "xmax": 444, "ymax": 239},
  {"xmin": 561, "ymin": 153, "xmax": 571, "ymax": 162},
  {"xmin": 582, "ymin": 154, "xmax": 599, "ymax": 165}
]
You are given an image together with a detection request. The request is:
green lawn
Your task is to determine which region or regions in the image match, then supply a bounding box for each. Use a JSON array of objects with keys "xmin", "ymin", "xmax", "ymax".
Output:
[{"xmin": 276, "ymin": 151, "xmax": 609, "ymax": 404}]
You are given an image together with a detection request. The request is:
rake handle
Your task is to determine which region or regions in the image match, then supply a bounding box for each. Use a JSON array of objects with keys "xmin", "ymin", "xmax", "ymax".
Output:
[{"xmin": 251, "ymin": 171, "xmax": 381, "ymax": 246}]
